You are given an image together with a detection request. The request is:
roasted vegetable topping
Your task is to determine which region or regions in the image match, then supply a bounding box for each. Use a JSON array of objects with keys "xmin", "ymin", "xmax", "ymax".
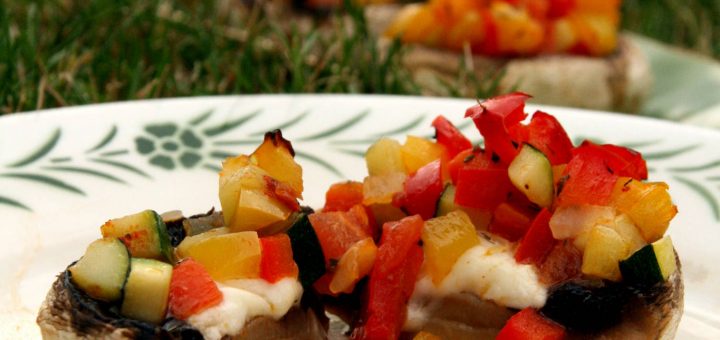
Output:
[
  {"xmin": 619, "ymin": 236, "xmax": 677, "ymax": 286},
  {"xmin": 353, "ymin": 215, "xmax": 424, "ymax": 340},
  {"xmin": 260, "ymin": 234, "xmax": 299, "ymax": 283},
  {"xmin": 100, "ymin": 209, "xmax": 172, "ymax": 261},
  {"xmin": 497, "ymin": 307, "xmax": 566, "ymax": 340},
  {"xmin": 176, "ymin": 230, "xmax": 261, "ymax": 281},
  {"xmin": 286, "ymin": 212, "xmax": 326, "ymax": 288},
  {"xmin": 422, "ymin": 210, "xmax": 480, "ymax": 285},
  {"xmin": 120, "ymin": 258, "xmax": 173, "ymax": 324},
  {"xmin": 69, "ymin": 238, "xmax": 130, "ymax": 302},
  {"xmin": 168, "ymin": 259, "xmax": 223, "ymax": 320}
]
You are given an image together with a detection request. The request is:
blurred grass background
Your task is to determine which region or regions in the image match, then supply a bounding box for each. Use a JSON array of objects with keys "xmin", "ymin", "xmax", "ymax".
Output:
[{"xmin": 1, "ymin": 0, "xmax": 718, "ymax": 114}]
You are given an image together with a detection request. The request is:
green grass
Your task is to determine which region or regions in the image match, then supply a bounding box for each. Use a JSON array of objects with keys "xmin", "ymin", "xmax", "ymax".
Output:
[
  {"xmin": 0, "ymin": 0, "xmax": 421, "ymax": 114},
  {"xmin": 1, "ymin": 0, "xmax": 718, "ymax": 114},
  {"xmin": 622, "ymin": 0, "xmax": 720, "ymax": 58}
]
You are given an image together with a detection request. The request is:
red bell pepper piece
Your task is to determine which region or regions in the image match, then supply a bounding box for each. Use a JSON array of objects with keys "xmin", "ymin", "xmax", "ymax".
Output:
[
  {"xmin": 309, "ymin": 209, "xmax": 370, "ymax": 267},
  {"xmin": 260, "ymin": 234, "xmax": 299, "ymax": 283},
  {"xmin": 489, "ymin": 202, "xmax": 536, "ymax": 242},
  {"xmin": 555, "ymin": 143, "xmax": 618, "ymax": 207},
  {"xmin": 515, "ymin": 209, "xmax": 556, "ymax": 265},
  {"xmin": 448, "ymin": 148, "xmax": 474, "ymax": 184},
  {"xmin": 352, "ymin": 215, "xmax": 424, "ymax": 340},
  {"xmin": 400, "ymin": 159, "xmax": 444, "ymax": 220},
  {"xmin": 312, "ymin": 271, "xmax": 335, "ymax": 296},
  {"xmin": 431, "ymin": 115, "xmax": 472, "ymax": 159},
  {"xmin": 324, "ymin": 181, "xmax": 365, "ymax": 212},
  {"xmin": 454, "ymin": 152, "xmax": 512, "ymax": 211},
  {"xmin": 576, "ymin": 141, "xmax": 647, "ymax": 180},
  {"xmin": 526, "ymin": 111, "xmax": 574, "ymax": 165},
  {"xmin": 168, "ymin": 259, "xmax": 223, "ymax": 320},
  {"xmin": 497, "ymin": 308, "xmax": 566, "ymax": 340},
  {"xmin": 465, "ymin": 92, "xmax": 530, "ymax": 164},
  {"xmin": 323, "ymin": 182, "xmax": 380, "ymax": 239}
]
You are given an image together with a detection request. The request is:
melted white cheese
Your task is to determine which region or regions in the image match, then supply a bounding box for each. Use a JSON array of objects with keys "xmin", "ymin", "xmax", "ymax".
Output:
[
  {"xmin": 405, "ymin": 242, "xmax": 547, "ymax": 329},
  {"xmin": 187, "ymin": 278, "xmax": 302, "ymax": 340}
]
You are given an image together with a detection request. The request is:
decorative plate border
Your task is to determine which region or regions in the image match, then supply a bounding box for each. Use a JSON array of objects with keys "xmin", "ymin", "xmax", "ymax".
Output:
[{"xmin": 2, "ymin": 106, "xmax": 718, "ymax": 222}]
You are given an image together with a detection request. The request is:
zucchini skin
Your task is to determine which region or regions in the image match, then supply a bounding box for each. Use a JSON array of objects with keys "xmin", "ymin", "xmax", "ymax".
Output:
[
  {"xmin": 57, "ymin": 267, "xmax": 199, "ymax": 339},
  {"xmin": 286, "ymin": 207, "xmax": 326, "ymax": 288},
  {"xmin": 619, "ymin": 244, "xmax": 663, "ymax": 286}
]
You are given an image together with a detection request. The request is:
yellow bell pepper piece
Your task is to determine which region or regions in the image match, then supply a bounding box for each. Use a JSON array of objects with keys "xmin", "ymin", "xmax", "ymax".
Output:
[
  {"xmin": 401, "ymin": 136, "xmax": 447, "ymax": 175},
  {"xmin": 581, "ymin": 225, "xmax": 628, "ymax": 281},
  {"xmin": 250, "ymin": 132, "xmax": 303, "ymax": 198},
  {"xmin": 610, "ymin": 178, "xmax": 677, "ymax": 242},
  {"xmin": 422, "ymin": 210, "xmax": 480, "ymax": 285},
  {"xmin": 365, "ymin": 137, "xmax": 405, "ymax": 176},
  {"xmin": 329, "ymin": 238, "xmax": 378, "ymax": 294},
  {"xmin": 176, "ymin": 231, "xmax": 261, "ymax": 281}
]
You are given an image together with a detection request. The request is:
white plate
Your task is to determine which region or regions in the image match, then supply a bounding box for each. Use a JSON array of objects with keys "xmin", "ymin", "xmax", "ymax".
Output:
[{"xmin": 2, "ymin": 95, "xmax": 719, "ymax": 339}]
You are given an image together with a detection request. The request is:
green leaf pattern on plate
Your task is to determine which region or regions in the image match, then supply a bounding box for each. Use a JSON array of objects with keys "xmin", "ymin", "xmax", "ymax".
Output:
[{"xmin": 0, "ymin": 108, "xmax": 718, "ymax": 221}]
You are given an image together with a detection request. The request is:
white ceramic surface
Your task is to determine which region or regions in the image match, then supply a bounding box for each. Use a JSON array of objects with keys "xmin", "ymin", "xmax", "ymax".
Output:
[{"xmin": 1, "ymin": 95, "xmax": 718, "ymax": 339}]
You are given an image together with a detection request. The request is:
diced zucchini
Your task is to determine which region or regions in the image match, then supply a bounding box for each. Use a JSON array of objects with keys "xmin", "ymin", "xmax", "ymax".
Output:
[
  {"xmin": 286, "ymin": 212, "xmax": 326, "ymax": 288},
  {"xmin": 69, "ymin": 238, "xmax": 130, "ymax": 302},
  {"xmin": 619, "ymin": 236, "xmax": 677, "ymax": 285},
  {"xmin": 435, "ymin": 184, "xmax": 492, "ymax": 229},
  {"xmin": 508, "ymin": 144, "xmax": 554, "ymax": 207},
  {"xmin": 581, "ymin": 225, "xmax": 629, "ymax": 282},
  {"xmin": 120, "ymin": 258, "xmax": 173, "ymax": 324},
  {"xmin": 101, "ymin": 210, "xmax": 172, "ymax": 261},
  {"xmin": 435, "ymin": 184, "xmax": 456, "ymax": 217}
]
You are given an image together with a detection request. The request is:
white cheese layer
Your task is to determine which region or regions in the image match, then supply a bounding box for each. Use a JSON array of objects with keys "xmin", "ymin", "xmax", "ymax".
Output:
[
  {"xmin": 405, "ymin": 242, "xmax": 547, "ymax": 329},
  {"xmin": 187, "ymin": 278, "xmax": 303, "ymax": 340}
]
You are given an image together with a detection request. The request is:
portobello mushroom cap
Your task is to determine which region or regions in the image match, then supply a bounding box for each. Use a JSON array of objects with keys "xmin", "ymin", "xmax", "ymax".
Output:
[
  {"xmin": 398, "ymin": 252, "xmax": 683, "ymax": 340},
  {"xmin": 37, "ymin": 268, "xmax": 327, "ymax": 340},
  {"xmin": 36, "ymin": 209, "xmax": 327, "ymax": 340}
]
